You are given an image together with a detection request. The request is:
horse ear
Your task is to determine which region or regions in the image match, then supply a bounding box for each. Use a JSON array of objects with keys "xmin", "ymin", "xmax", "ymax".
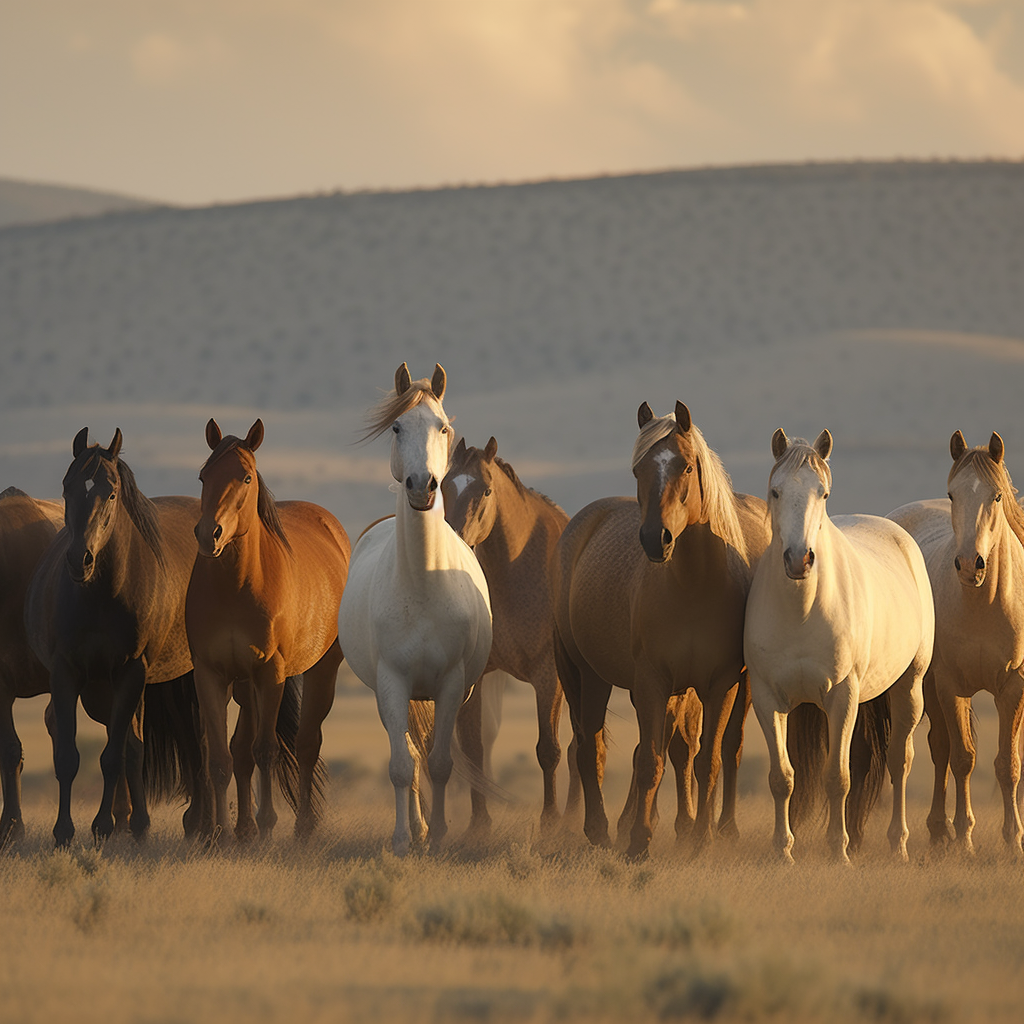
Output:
[
  {"xmin": 453, "ymin": 436, "xmax": 467, "ymax": 460},
  {"xmin": 395, "ymin": 362, "xmax": 412, "ymax": 395},
  {"xmin": 431, "ymin": 363, "xmax": 447, "ymax": 401},
  {"xmin": 638, "ymin": 402, "xmax": 654, "ymax": 428},
  {"xmin": 107, "ymin": 428, "xmax": 123, "ymax": 461},
  {"xmin": 245, "ymin": 419, "xmax": 265, "ymax": 452},
  {"xmin": 484, "ymin": 436, "xmax": 498, "ymax": 462},
  {"xmin": 813, "ymin": 429, "xmax": 833, "ymax": 461},
  {"xmin": 990, "ymin": 431, "xmax": 1005, "ymax": 464},
  {"xmin": 771, "ymin": 428, "xmax": 789, "ymax": 460},
  {"xmin": 72, "ymin": 427, "xmax": 89, "ymax": 458},
  {"xmin": 950, "ymin": 430, "xmax": 967, "ymax": 461},
  {"xmin": 205, "ymin": 418, "xmax": 222, "ymax": 451},
  {"xmin": 674, "ymin": 401, "xmax": 691, "ymax": 434}
]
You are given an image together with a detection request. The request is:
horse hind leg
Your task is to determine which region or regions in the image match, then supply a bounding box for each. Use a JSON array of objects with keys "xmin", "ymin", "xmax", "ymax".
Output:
[
  {"xmin": 993, "ymin": 675, "xmax": 1024, "ymax": 853},
  {"xmin": 885, "ymin": 664, "xmax": 925, "ymax": 861},
  {"xmin": 937, "ymin": 681, "xmax": 978, "ymax": 852},
  {"xmin": 294, "ymin": 640, "xmax": 342, "ymax": 839},
  {"xmin": 0, "ymin": 694, "xmax": 25, "ymax": 845},
  {"xmin": 455, "ymin": 678, "xmax": 491, "ymax": 837},
  {"xmin": 691, "ymin": 677, "xmax": 738, "ymax": 853},
  {"xmin": 251, "ymin": 664, "xmax": 288, "ymax": 841},
  {"xmin": 531, "ymin": 662, "xmax": 566, "ymax": 835},
  {"xmin": 718, "ymin": 675, "xmax": 750, "ymax": 841}
]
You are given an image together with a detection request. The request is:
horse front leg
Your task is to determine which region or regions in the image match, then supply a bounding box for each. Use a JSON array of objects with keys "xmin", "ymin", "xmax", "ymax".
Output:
[
  {"xmin": 718, "ymin": 674, "xmax": 750, "ymax": 840},
  {"xmin": 374, "ymin": 667, "xmax": 417, "ymax": 857},
  {"xmin": 122, "ymin": 706, "xmax": 148, "ymax": 839},
  {"xmin": 923, "ymin": 672, "xmax": 954, "ymax": 845},
  {"xmin": 428, "ymin": 669, "xmax": 470, "ymax": 854},
  {"xmin": 0, "ymin": 692, "xmax": 25, "ymax": 845},
  {"xmin": 193, "ymin": 662, "xmax": 232, "ymax": 841},
  {"xmin": 822, "ymin": 678, "xmax": 859, "ymax": 864},
  {"xmin": 670, "ymin": 691, "xmax": 702, "ymax": 845},
  {"xmin": 532, "ymin": 661, "xmax": 566, "ymax": 834},
  {"xmin": 48, "ymin": 661, "xmax": 81, "ymax": 848},
  {"xmin": 229, "ymin": 681, "xmax": 258, "ymax": 843},
  {"xmin": 886, "ymin": 664, "xmax": 925, "ymax": 861},
  {"xmin": 92, "ymin": 660, "xmax": 146, "ymax": 842},
  {"xmin": 937, "ymin": 682, "xmax": 977, "ymax": 853},
  {"xmin": 252, "ymin": 659, "xmax": 287, "ymax": 841},
  {"xmin": 455, "ymin": 679, "xmax": 491, "ymax": 837},
  {"xmin": 751, "ymin": 676, "xmax": 794, "ymax": 863},
  {"xmin": 294, "ymin": 640, "xmax": 342, "ymax": 838},
  {"xmin": 625, "ymin": 677, "xmax": 670, "ymax": 862},
  {"xmin": 993, "ymin": 674, "xmax": 1024, "ymax": 853},
  {"xmin": 691, "ymin": 676, "xmax": 739, "ymax": 852}
]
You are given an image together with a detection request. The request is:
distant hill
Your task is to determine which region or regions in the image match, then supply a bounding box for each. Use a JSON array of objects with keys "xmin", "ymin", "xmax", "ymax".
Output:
[{"xmin": 0, "ymin": 177, "xmax": 159, "ymax": 227}]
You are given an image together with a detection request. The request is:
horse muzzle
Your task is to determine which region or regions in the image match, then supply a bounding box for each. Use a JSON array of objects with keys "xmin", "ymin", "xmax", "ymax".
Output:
[
  {"xmin": 783, "ymin": 546, "xmax": 815, "ymax": 580},
  {"xmin": 954, "ymin": 553, "xmax": 986, "ymax": 588},
  {"xmin": 194, "ymin": 520, "xmax": 225, "ymax": 558},
  {"xmin": 639, "ymin": 524, "xmax": 674, "ymax": 563},
  {"xmin": 405, "ymin": 473, "xmax": 438, "ymax": 512},
  {"xmin": 65, "ymin": 548, "xmax": 95, "ymax": 585}
]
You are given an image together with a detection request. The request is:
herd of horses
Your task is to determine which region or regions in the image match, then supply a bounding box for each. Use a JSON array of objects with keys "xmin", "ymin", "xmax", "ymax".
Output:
[{"xmin": 2, "ymin": 361, "xmax": 1023, "ymax": 866}]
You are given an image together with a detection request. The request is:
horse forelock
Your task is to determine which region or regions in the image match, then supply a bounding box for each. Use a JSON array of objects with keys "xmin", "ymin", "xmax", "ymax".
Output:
[
  {"xmin": 768, "ymin": 441, "xmax": 833, "ymax": 499},
  {"xmin": 361, "ymin": 380, "xmax": 447, "ymax": 443},
  {"xmin": 949, "ymin": 447, "xmax": 1024, "ymax": 549},
  {"xmin": 632, "ymin": 413, "xmax": 747, "ymax": 558}
]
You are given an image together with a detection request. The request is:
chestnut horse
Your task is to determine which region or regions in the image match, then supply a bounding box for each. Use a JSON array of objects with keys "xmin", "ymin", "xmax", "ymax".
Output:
[
  {"xmin": 0, "ymin": 488, "xmax": 64, "ymax": 843},
  {"xmin": 187, "ymin": 418, "xmax": 350, "ymax": 841},
  {"xmin": 746, "ymin": 429, "xmax": 934, "ymax": 863},
  {"xmin": 25, "ymin": 429, "xmax": 203, "ymax": 846},
  {"xmin": 442, "ymin": 436, "xmax": 578, "ymax": 834},
  {"xmin": 889, "ymin": 431, "xmax": 1024, "ymax": 853},
  {"xmin": 338, "ymin": 364, "xmax": 492, "ymax": 856},
  {"xmin": 552, "ymin": 401, "xmax": 770, "ymax": 860}
]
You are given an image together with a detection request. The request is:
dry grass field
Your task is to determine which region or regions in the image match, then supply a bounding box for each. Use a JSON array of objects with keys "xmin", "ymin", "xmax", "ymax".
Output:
[{"xmin": 4, "ymin": 672, "xmax": 1023, "ymax": 1024}]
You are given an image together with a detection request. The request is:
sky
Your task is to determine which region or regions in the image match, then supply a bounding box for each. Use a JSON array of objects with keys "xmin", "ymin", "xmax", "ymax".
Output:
[{"xmin": 2, "ymin": 0, "xmax": 1023, "ymax": 207}]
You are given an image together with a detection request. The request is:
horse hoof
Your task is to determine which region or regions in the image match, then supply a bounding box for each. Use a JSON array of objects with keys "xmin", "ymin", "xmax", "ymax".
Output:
[{"xmin": 0, "ymin": 818, "xmax": 24, "ymax": 847}]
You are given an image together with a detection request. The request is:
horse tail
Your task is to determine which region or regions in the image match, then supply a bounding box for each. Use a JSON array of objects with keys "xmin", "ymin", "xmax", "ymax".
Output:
[
  {"xmin": 142, "ymin": 672, "xmax": 204, "ymax": 804},
  {"xmin": 787, "ymin": 703, "xmax": 828, "ymax": 830},
  {"xmin": 846, "ymin": 691, "xmax": 892, "ymax": 850},
  {"xmin": 274, "ymin": 675, "xmax": 325, "ymax": 814}
]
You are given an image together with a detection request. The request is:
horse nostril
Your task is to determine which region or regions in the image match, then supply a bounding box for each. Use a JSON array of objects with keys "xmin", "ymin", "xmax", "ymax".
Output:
[
  {"xmin": 976, "ymin": 555, "xmax": 985, "ymax": 571},
  {"xmin": 954, "ymin": 556, "xmax": 961, "ymax": 571},
  {"xmin": 807, "ymin": 550, "xmax": 814, "ymax": 568},
  {"xmin": 212, "ymin": 524, "xmax": 222, "ymax": 542},
  {"xmin": 194, "ymin": 524, "xmax": 201, "ymax": 540},
  {"xmin": 429, "ymin": 477, "xmax": 438, "ymax": 493},
  {"xmin": 82, "ymin": 550, "xmax": 93, "ymax": 567},
  {"xmin": 405, "ymin": 476, "xmax": 413, "ymax": 490},
  {"xmin": 661, "ymin": 528, "xmax": 672, "ymax": 547}
]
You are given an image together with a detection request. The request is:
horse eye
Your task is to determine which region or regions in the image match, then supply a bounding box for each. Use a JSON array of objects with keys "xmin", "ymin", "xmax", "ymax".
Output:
[
  {"xmin": 245, "ymin": 475, "xmax": 253, "ymax": 485},
  {"xmin": 771, "ymin": 489, "xmax": 779, "ymax": 499},
  {"xmin": 996, "ymin": 493, "xmax": 1002, "ymax": 502},
  {"xmin": 823, "ymin": 492, "xmax": 830, "ymax": 500},
  {"xmin": 440, "ymin": 425, "xmax": 449, "ymax": 435},
  {"xmin": 685, "ymin": 464, "xmax": 693, "ymax": 474},
  {"xmin": 484, "ymin": 488, "xmax": 492, "ymax": 497},
  {"xmin": 108, "ymin": 492, "xmax": 117, "ymax": 501},
  {"xmin": 392, "ymin": 423, "xmax": 400, "ymax": 433}
]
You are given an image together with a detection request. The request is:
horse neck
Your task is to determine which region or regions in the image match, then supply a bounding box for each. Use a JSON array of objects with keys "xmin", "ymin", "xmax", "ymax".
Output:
[
  {"xmin": 974, "ymin": 512, "xmax": 1024, "ymax": 610},
  {"xmin": 476, "ymin": 479, "xmax": 536, "ymax": 567},
  {"xmin": 394, "ymin": 494, "xmax": 461, "ymax": 581},
  {"xmin": 217, "ymin": 521, "xmax": 277, "ymax": 591},
  {"xmin": 95, "ymin": 504, "xmax": 158, "ymax": 598}
]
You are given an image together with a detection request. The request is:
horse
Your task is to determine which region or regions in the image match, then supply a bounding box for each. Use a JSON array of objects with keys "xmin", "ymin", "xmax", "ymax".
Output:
[
  {"xmin": 552, "ymin": 401, "xmax": 770, "ymax": 860},
  {"xmin": 441, "ymin": 435, "xmax": 578, "ymax": 834},
  {"xmin": 187, "ymin": 417, "xmax": 350, "ymax": 841},
  {"xmin": 0, "ymin": 488, "xmax": 64, "ymax": 843},
  {"xmin": 889, "ymin": 431, "xmax": 1024, "ymax": 853},
  {"xmin": 744, "ymin": 429, "xmax": 934, "ymax": 863},
  {"xmin": 24, "ymin": 428, "xmax": 204, "ymax": 846},
  {"xmin": 338, "ymin": 363, "xmax": 492, "ymax": 856}
]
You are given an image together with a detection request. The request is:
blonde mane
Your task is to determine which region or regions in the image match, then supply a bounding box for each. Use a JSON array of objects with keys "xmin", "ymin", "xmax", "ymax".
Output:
[
  {"xmin": 949, "ymin": 447, "xmax": 1024, "ymax": 550},
  {"xmin": 361, "ymin": 380, "xmax": 446, "ymax": 442},
  {"xmin": 632, "ymin": 413, "xmax": 748, "ymax": 559}
]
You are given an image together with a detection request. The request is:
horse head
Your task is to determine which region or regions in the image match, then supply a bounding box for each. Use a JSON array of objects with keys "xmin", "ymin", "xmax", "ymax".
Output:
[
  {"xmin": 61, "ymin": 427, "xmax": 125, "ymax": 584},
  {"xmin": 632, "ymin": 401, "xmax": 703, "ymax": 563},
  {"xmin": 767, "ymin": 427, "xmax": 833, "ymax": 581},
  {"xmin": 947, "ymin": 430, "xmax": 1012, "ymax": 588},
  {"xmin": 442, "ymin": 436, "xmax": 499, "ymax": 546},
  {"xmin": 387, "ymin": 363, "xmax": 452, "ymax": 513},
  {"xmin": 195, "ymin": 418, "xmax": 264, "ymax": 557}
]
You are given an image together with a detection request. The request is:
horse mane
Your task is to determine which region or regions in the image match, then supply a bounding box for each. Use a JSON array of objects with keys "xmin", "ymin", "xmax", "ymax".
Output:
[
  {"xmin": 201, "ymin": 438, "xmax": 291, "ymax": 550},
  {"xmin": 632, "ymin": 413, "xmax": 748, "ymax": 559},
  {"xmin": 768, "ymin": 439, "xmax": 834, "ymax": 497},
  {"xmin": 109, "ymin": 455, "xmax": 165, "ymax": 566},
  {"xmin": 361, "ymin": 380, "xmax": 445, "ymax": 442},
  {"xmin": 0, "ymin": 486, "xmax": 29, "ymax": 500},
  {"xmin": 494, "ymin": 457, "xmax": 567, "ymax": 518},
  {"xmin": 949, "ymin": 447, "xmax": 1024, "ymax": 550}
]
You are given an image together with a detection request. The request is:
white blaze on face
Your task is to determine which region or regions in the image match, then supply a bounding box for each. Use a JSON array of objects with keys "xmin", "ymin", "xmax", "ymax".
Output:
[
  {"xmin": 85, "ymin": 478, "xmax": 95, "ymax": 493},
  {"xmin": 653, "ymin": 448, "xmax": 676, "ymax": 486},
  {"xmin": 449, "ymin": 473, "xmax": 474, "ymax": 498}
]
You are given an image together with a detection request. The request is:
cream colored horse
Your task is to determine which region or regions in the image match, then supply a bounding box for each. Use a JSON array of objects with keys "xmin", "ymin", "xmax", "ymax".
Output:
[
  {"xmin": 745, "ymin": 429, "xmax": 934, "ymax": 863},
  {"xmin": 889, "ymin": 431, "xmax": 1024, "ymax": 853},
  {"xmin": 338, "ymin": 363, "xmax": 492, "ymax": 856}
]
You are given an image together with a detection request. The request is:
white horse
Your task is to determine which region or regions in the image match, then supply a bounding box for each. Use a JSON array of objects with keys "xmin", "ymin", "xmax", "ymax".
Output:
[
  {"xmin": 744, "ymin": 429, "xmax": 934, "ymax": 863},
  {"xmin": 889, "ymin": 431, "xmax": 1024, "ymax": 853},
  {"xmin": 338, "ymin": 363, "xmax": 492, "ymax": 856}
]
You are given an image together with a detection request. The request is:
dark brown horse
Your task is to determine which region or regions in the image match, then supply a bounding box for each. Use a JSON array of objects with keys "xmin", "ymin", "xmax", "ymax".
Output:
[
  {"xmin": 552, "ymin": 402, "xmax": 770, "ymax": 860},
  {"xmin": 442, "ymin": 436, "xmax": 578, "ymax": 833},
  {"xmin": 0, "ymin": 488, "xmax": 64, "ymax": 843},
  {"xmin": 187, "ymin": 418, "xmax": 350, "ymax": 841},
  {"xmin": 24, "ymin": 429, "xmax": 203, "ymax": 846}
]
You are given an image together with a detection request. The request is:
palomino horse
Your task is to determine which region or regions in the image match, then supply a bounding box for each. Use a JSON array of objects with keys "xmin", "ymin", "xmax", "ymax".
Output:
[
  {"xmin": 24, "ymin": 429, "xmax": 203, "ymax": 846},
  {"xmin": 442, "ymin": 436, "xmax": 578, "ymax": 834},
  {"xmin": 338, "ymin": 363, "xmax": 492, "ymax": 856},
  {"xmin": 0, "ymin": 488, "xmax": 63, "ymax": 843},
  {"xmin": 889, "ymin": 431, "xmax": 1024, "ymax": 853},
  {"xmin": 745, "ymin": 429, "xmax": 934, "ymax": 863},
  {"xmin": 187, "ymin": 418, "xmax": 350, "ymax": 841},
  {"xmin": 552, "ymin": 401, "xmax": 769, "ymax": 860}
]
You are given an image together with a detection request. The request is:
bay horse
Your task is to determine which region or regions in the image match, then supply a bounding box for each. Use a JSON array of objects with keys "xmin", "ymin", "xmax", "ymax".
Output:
[
  {"xmin": 441, "ymin": 435, "xmax": 578, "ymax": 834},
  {"xmin": 745, "ymin": 429, "xmax": 934, "ymax": 863},
  {"xmin": 187, "ymin": 417, "xmax": 350, "ymax": 841},
  {"xmin": 889, "ymin": 431, "xmax": 1024, "ymax": 853},
  {"xmin": 0, "ymin": 488, "xmax": 64, "ymax": 843},
  {"xmin": 338, "ymin": 363, "xmax": 492, "ymax": 856},
  {"xmin": 552, "ymin": 401, "xmax": 770, "ymax": 860},
  {"xmin": 24, "ymin": 428, "xmax": 203, "ymax": 846}
]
